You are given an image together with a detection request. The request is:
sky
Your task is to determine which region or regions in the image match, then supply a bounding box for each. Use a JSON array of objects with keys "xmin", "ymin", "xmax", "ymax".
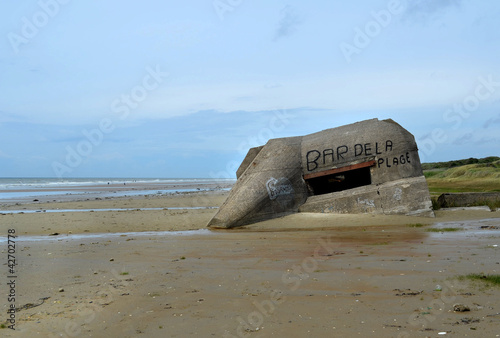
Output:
[{"xmin": 0, "ymin": 0, "xmax": 499, "ymax": 178}]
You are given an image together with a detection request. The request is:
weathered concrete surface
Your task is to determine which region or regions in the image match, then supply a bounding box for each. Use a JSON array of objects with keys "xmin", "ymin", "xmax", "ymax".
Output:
[
  {"xmin": 437, "ymin": 192, "xmax": 500, "ymax": 209},
  {"xmin": 207, "ymin": 137, "xmax": 308, "ymax": 228},
  {"xmin": 301, "ymin": 119, "xmax": 423, "ymax": 184},
  {"xmin": 299, "ymin": 176, "xmax": 434, "ymax": 217},
  {"xmin": 208, "ymin": 118, "xmax": 434, "ymax": 228},
  {"xmin": 236, "ymin": 146, "xmax": 263, "ymax": 179}
]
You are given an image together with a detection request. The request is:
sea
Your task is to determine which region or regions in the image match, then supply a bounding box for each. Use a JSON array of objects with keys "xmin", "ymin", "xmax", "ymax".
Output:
[
  {"xmin": 0, "ymin": 177, "xmax": 235, "ymax": 203},
  {"xmin": 0, "ymin": 177, "xmax": 232, "ymax": 190}
]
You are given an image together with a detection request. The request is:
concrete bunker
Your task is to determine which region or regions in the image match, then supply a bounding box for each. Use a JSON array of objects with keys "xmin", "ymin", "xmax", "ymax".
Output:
[{"xmin": 208, "ymin": 118, "xmax": 435, "ymax": 228}]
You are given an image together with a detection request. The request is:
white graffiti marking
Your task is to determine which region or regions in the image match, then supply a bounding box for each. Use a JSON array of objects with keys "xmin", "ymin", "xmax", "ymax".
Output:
[{"xmin": 266, "ymin": 177, "xmax": 294, "ymax": 200}]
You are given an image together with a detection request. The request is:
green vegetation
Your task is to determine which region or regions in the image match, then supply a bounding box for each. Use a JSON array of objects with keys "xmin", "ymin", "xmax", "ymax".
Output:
[
  {"xmin": 423, "ymin": 170, "xmax": 444, "ymax": 178},
  {"xmin": 422, "ymin": 156, "xmax": 500, "ymax": 170},
  {"xmin": 119, "ymin": 272, "xmax": 129, "ymax": 275},
  {"xmin": 430, "ymin": 196, "xmax": 441, "ymax": 210},
  {"xmin": 423, "ymin": 157, "xmax": 500, "ymax": 194},
  {"xmin": 407, "ymin": 223, "xmax": 427, "ymax": 227},
  {"xmin": 482, "ymin": 200, "xmax": 500, "ymax": 211},
  {"xmin": 458, "ymin": 274, "xmax": 500, "ymax": 287},
  {"xmin": 425, "ymin": 227, "xmax": 460, "ymax": 232}
]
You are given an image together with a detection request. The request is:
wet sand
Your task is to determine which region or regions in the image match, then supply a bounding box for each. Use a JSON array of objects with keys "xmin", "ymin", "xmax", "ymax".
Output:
[
  {"xmin": 1, "ymin": 191, "xmax": 500, "ymax": 337},
  {"xmin": 0, "ymin": 191, "xmax": 229, "ymax": 236}
]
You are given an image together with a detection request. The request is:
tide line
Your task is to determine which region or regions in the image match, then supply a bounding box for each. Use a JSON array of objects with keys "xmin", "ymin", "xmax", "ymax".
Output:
[{"xmin": 0, "ymin": 206, "xmax": 218, "ymax": 214}]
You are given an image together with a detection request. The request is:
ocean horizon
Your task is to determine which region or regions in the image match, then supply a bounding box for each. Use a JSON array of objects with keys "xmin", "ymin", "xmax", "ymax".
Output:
[
  {"xmin": 0, "ymin": 177, "xmax": 235, "ymax": 190},
  {"xmin": 0, "ymin": 177, "xmax": 235, "ymax": 203}
]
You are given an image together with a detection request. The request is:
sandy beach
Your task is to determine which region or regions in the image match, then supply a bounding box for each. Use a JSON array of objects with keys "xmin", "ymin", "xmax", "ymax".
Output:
[{"xmin": 1, "ymin": 187, "xmax": 500, "ymax": 337}]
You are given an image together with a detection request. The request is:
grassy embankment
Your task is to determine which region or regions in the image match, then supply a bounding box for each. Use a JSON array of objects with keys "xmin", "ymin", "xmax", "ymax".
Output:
[
  {"xmin": 423, "ymin": 157, "xmax": 500, "ymax": 194},
  {"xmin": 423, "ymin": 157, "xmax": 500, "ymax": 209}
]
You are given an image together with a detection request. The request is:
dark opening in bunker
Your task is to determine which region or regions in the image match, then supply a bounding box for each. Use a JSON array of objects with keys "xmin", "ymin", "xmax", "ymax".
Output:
[{"xmin": 304, "ymin": 161, "xmax": 375, "ymax": 196}]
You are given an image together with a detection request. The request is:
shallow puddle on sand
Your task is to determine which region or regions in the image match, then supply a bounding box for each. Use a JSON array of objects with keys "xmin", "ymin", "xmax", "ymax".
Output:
[
  {"xmin": 427, "ymin": 218, "xmax": 500, "ymax": 239},
  {"xmin": 3, "ymin": 218, "xmax": 499, "ymax": 246},
  {"xmin": 0, "ymin": 228, "xmax": 213, "ymax": 243},
  {"xmin": 220, "ymin": 224, "xmax": 429, "ymax": 245}
]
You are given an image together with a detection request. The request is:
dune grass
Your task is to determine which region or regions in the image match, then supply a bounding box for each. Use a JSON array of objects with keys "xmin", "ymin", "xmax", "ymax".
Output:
[{"xmin": 425, "ymin": 161, "xmax": 500, "ymax": 194}]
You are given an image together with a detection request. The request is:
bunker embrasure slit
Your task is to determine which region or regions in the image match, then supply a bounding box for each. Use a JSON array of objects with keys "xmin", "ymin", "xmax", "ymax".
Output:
[
  {"xmin": 305, "ymin": 166, "xmax": 372, "ymax": 196},
  {"xmin": 303, "ymin": 160, "xmax": 375, "ymax": 196}
]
